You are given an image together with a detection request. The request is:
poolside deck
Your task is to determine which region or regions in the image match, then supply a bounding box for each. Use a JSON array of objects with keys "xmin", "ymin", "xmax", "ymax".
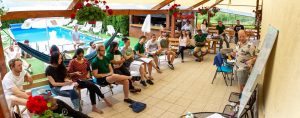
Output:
[{"xmin": 59, "ymin": 54, "xmax": 239, "ymax": 118}]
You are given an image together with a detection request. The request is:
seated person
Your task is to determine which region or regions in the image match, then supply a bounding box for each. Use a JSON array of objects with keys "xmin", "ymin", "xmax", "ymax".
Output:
[
  {"xmin": 91, "ymin": 44, "xmax": 135, "ymax": 104},
  {"xmin": 2, "ymin": 58, "xmax": 32, "ymax": 108},
  {"xmin": 107, "ymin": 42, "xmax": 147, "ymax": 90},
  {"xmin": 193, "ymin": 30, "xmax": 208, "ymax": 62},
  {"xmin": 5, "ymin": 45, "xmax": 31, "ymax": 71},
  {"xmin": 87, "ymin": 41, "xmax": 96, "ymax": 55},
  {"xmin": 121, "ymin": 37, "xmax": 154, "ymax": 87},
  {"xmin": 46, "ymin": 52, "xmax": 80, "ymax": 109},
  {"xmin": 134, "ymin": 36, "xmax": 161, "ymax": 80},
  {"xmin": 145, "ymin": 34, "xmax": 162, "ymax": 70},
  {"xmin": 158, "ymin": 30, "xmax": 176, "ymax": 70},
  {"xmin": 68, "ymin": 48, "xmax": 112, "ymax": 114},
  {"xmin": 177, "ymin": 30, "xmax": 195, "ymax": 63},
  {"xmin": 42, "ymin": 94, "xmax": 90, "ymax": 118},
  {"xmin": 21, "ymin": 40, "xmax": 32, "ymax": 59},
  {"xmin": 231, "ymin": 30, "xmax": 257, "ymax": 93}
]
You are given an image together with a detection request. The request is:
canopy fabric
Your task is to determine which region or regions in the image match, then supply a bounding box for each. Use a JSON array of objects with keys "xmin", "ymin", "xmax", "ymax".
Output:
[
  {"xmin": 17, "ymin": 32, "xmax": 118, "ymax": 66},
  {"xmin": 3, "ymin": 0, "xmax": 257, "ymax": 16}
]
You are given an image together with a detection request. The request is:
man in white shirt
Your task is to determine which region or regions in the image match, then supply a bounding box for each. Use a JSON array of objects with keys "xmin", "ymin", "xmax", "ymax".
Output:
[
  {"xmin": 2, "ymin": 58, "xmax": 33, "ymax": 108},
  {"xmin": 145, "ymin": 34, "xmax": 162, "ymax": 71},
  {"xmin": 181, "ymin": 20, "xmax": 192, "ymax": 31},
  {"xmin": 87, "ymin": 41, "xmax": 96, "ymax": 55},
  {"xmin": 5, "ymin": 45, "xmax": 32, "ymax": 72},
  {"xmin": 72, "ymin": 25, "xmax": 84, "ymax": 49}
]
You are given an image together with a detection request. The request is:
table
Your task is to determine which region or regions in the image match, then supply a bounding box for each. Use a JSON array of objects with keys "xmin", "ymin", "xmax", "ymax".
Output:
[
  {"xmin": 180, "ymin": 112, "xmax": 234, "ymax": 118},
  {"xmin": 206, "ymin": 38, "xmax": 219, "ymax": 54}
]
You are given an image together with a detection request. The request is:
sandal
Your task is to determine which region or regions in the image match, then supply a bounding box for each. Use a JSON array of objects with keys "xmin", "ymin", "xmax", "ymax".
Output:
[
  {"xmin": 124, "ymin": 98, "xmax": 135, "ymax": 104},
  {"xmin": 130, "ymin": 88, "xmax": 141, "ymax": 93}
]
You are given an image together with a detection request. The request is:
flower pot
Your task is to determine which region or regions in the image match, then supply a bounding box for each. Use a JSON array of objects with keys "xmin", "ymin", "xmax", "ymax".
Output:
[{"xmin": 88, "ymin": 20, "xmax": 96, "ymax": 24}]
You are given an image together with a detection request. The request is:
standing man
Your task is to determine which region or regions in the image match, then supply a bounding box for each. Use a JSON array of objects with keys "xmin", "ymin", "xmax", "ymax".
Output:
[
  {"xmin": 72, "ymin": 24, "xmax": 84, "ymax": 50},
  {"xmin": 2, "ymin": 58, "xmax": 33, "ymax": 108},
  {"xmin": 216, "ymin": 21, "xmax": 229, "ymax": 49},
  {"xmin": 234, "ymin": 20, "xmax": 245, "ymax": 44},
  {"xmin": 232, "ymin": 30, "xmax": 257, "ymax": 93}
]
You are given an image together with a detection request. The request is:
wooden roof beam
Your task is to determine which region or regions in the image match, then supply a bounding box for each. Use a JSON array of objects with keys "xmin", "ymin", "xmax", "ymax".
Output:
[
  {"xmin": 187, "ymin": 0, "xmax": 210, "ymax": 10},
  {"xmin": 208, "ymin": 0, "xmax": 224, "ymax": 9},
  {"xmin": 67, "ymin": 0, "xmax": 80, "ymax": 10},
  {"xmin": 151, "ymin": 0, "xmax": 174, "ymax": 10},
  {"xmin": 0, "ymin": 9, "xmax": 197, "ymax": 21}
]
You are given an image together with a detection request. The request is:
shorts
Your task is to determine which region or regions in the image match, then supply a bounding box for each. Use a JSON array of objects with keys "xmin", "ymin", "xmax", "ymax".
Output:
[
  {"xmin": 237, "ymin": 69, "xmax": 250, "ymax": 85},
  {"xmin": 96, "ymin": 77, "xmax": 110, "ymax": 86},
  {"xmin": 194, "ymin": 46, "xmax": 207, "ymax": 53},
  {"xmin": 73, "ymin": 40, "xmax": 83, "ymax": 44}
]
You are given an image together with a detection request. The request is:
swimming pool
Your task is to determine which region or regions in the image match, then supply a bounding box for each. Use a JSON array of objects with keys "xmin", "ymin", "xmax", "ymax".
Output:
[{"xmin": 10, "ymin": 24, "xmax": 102, "ymax": 52}]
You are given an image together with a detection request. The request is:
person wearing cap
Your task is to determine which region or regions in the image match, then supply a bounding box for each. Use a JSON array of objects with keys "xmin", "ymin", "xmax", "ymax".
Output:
[{"xmin": 72, "ymin": 25, "xmax": 84, "ymax": 50}]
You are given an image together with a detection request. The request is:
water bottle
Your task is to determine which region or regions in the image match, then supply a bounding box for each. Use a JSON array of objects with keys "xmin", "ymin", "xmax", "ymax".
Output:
[{"xmin": 185, "ymin": 112, "xmax": 194, "ymax": 118}]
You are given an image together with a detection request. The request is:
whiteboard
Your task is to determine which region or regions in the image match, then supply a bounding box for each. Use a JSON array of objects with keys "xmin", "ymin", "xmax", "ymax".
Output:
[{"xmin": 238, "ymin": 25, "xmax": 279, "ymax": 117}]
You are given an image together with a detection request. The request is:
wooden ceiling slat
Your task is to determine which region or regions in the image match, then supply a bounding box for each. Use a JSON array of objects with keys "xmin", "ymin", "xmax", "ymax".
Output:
[
  {"xmin": 187, "ymin": 0, "xmax": 210, "ymax": 10},
  {"xmin": 151, "ymin": 0, "xmax": 174, "ymax": 10},
  {"xmin": 67, "ymin": 0, "xmax": 80, "ymax": 10}
]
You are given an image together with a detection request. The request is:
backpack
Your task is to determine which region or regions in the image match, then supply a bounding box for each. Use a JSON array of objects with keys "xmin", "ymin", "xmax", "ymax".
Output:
[{"xmin": 129, "ymin": 102, "xmax": 147, "ymax": 113}]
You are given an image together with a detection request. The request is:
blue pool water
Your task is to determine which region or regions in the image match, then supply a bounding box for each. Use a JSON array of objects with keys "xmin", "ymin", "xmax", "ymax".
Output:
[{"xmin": 10, "ymin": 25, "xmax": 99, "ymax": 44}]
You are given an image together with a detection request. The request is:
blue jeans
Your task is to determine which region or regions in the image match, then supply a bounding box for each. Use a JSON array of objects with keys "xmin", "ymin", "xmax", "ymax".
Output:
[{"xmin": 51, "ymin": 87, "xmax": 80, "ymax": 109}]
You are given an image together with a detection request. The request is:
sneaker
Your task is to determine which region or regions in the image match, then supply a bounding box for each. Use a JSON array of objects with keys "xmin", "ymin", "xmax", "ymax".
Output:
[
  {"xmin": 130, "ymin": 88, "xmax": 141, "ymax": 93},
  {"xmin": 146, "ymin": 80, "xmax": 154, "ymax": 85},
  {"xmin": 140, "ymin": 80, "xmax": 147, "ymax": 87},
  {"xmin": 124, "ymin": 98, "xmax": 135, "ymax": 104},
  {"xmin": 168, "ymin": 63, "xmax": 174, "ymax": 70}
]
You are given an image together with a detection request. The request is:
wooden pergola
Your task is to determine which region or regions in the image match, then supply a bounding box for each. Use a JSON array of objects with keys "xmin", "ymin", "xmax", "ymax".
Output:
[{"xmin": 0, "ymin": 0, "xmax": 260, "ymax": 117}]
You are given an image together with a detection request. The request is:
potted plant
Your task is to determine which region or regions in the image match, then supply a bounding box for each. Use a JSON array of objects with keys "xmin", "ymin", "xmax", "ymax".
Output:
[
  {"xmin": 198, "ymin": 7, "xmax": 209, "ymax": 15},
  {"xmin": 169, "ymin": 4, "xmax": 181, "ymax": 17},
  {"xmin": 26, "ymin": 96, "xmax": 70, "ymax": 118},
  {"xmin": 212, "ymin": 7, "xmax": 220, "ymax": 13},
  {"xmin": 71, "ymin": 0, "xmax": 112, "ymax": 24}
]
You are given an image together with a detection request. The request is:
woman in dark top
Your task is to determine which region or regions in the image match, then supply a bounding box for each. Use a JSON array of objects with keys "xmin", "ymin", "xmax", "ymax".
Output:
[
  {"xmin": 68, "ymin": 48, "xmax": 112, "ymax": 114},
  {"xmin": 45, "ymin": 52, "xmax": 80, "ymax": 109},
  {"xmin": 42, "ymin": 94, "xmax": 90, "ymax": 118}
]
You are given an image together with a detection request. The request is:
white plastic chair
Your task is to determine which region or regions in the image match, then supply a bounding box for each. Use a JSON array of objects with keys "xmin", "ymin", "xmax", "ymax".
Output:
[
  {"xmin": 67, "ymin": 20, "xmax": 78, "ymax": 27},
  {"xmin": 81, "ymin": 23, "xmax": 92, "ymax": 32},
  {"xmin": 106, "ymin": 25, "xmax": 116, "ymax": 36},
  {"xmin": 92, "ymin": 21, "xmax": 103, "ymax": 34}
]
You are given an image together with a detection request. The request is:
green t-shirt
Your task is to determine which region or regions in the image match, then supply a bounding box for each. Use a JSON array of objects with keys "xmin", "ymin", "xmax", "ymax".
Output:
[
  {"xmin": 106, "ymin": 50, "xmax": 122, "ymax": 61},
  {"xmin": 194, "ymin": 34, "xmax": 207, "ymax": 43},
  {"xmin": 91, "ymin": 56, "xmax": 111, "ymax": 74},
  {"xmin": 216, "ymin": 25, "xmax": 225, "ymax": 34},
  {"xmin": 134, "ymin": 43, "xmax": 145, "ymax": 54},
  {"xmin": 158, "ymin": 37, "xmax": 169, "ymax": 49}
]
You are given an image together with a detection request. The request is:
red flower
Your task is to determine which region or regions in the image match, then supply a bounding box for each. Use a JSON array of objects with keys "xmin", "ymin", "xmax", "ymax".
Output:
[
  {"xmin": 26, "ymin": 96, "xmax": 48, "ymax": 115},
  {"xmin": 107, "ymin": 9, "xmax": 113, "ymax": 15},
  {"xmin": 105, "ymin": 5, "xmax": 109, "ymax": 9},
  {"xmin": 94, "ymin": 0, "xmax": 99, "ymax": 4},
  {"xmin": 75, "ymin": 2, "xmax": 83, "ymax": 9},
  {"xmin": 173, "ymin": 12, "xmax": 178, "ymax": 17},
  {"xmin": 85, "ymin": 0, "xmax": 89, "ymax": 2},
  {"xmin": 103, "ymin": 1, "xmax": 106, "ymax": 5},
  {"xmin": 86, "ymin": 3, "xmax": 92, "ymax": 7},
  {"xmin": 70, "ymin": 13, "xmax": 76, "ymax": 19}
]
